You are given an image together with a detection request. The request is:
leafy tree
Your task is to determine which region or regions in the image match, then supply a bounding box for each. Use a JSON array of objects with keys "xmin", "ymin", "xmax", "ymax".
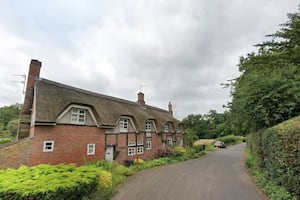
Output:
[
  {"xmin": 228, "ymin": 8, "xmax": 300, "ymax": 133},
  {"xmin": 183, "ymin": 128, "xmax": 198, "ymax": 147},
  {"xmin": 0, "ymin": 104, "xmax": 21, "ymax": 139}
]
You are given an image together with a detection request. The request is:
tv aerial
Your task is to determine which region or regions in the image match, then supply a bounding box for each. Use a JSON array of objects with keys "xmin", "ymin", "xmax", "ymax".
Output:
[{"xmin": 12, "ymin": 74, "xmax": 26, "ymax": 94}]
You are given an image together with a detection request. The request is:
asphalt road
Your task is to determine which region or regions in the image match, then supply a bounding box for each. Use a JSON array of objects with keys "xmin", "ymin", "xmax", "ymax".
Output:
[{"xmin": 113, "ymin": 143, "xmax": 267, "ymax": 200}]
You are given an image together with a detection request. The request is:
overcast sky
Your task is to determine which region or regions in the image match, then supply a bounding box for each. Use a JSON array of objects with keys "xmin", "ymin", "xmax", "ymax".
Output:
[{"xmin": 0, "ymin": 1, "xmax": 298, "ymax": 120}]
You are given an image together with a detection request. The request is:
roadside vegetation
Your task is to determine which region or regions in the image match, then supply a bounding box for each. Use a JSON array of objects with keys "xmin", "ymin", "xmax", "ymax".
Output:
[
  {"xmin": 0, "ymin": 104, "xmax": 21, "ymax": 144},
  {"xmin": 246, "ymin": 116, "xmax": 299, "ymax": 200},
  {"xmin": 0, "ymin": 144, "xmax": 208, "ymax": 200}
]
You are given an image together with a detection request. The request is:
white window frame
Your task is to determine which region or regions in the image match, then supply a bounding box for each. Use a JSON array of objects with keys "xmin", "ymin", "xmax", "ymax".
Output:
[
  {"xmin": 146, "ymin": 140, "xmax": 152, "ymax": 150},
  {"xmin": 43, "ymin": 141, "xmax": 54, "ymax": 152},
  {"xmin": 146, "ymin": 132, "xmax": 152, "ymax": 138},
  {"xmin": 71, "ymin": 108, "xmax": 86, "ymax": 125},
  {"xmin": 137, "ymin": 141, "xmax": 144, "ymax": 146},
  {"xmin": 145, "ymin": 121, "xmax": 152, "ymax": 132},
  {"xmin": 164, "ymin": 124, "xmax": 170, "ymax": 132},
  {"xmin": 128, "ymin": 141, "xmax": 136, "ymax": 146},
  {"xmin": 128, "ymin": 147, "xmax": 136, "ymax": 156},
  {"xmin": 176, "ymin": 125, "xmax": 182, "ymax": 132},
  {"xmin": 167, "ymin": 138, "xmax": 173, "ymax": 145},
  {"xmin": 120, "ymin": 118, "xmax": 129, "ymax": 132},
  {"xmin": 87, "ymin": 144, "xmax": 95, "ymax": 155},
  {"xmin": 137, "ymin": 146, "xmax": 144, "ymax": 154}
]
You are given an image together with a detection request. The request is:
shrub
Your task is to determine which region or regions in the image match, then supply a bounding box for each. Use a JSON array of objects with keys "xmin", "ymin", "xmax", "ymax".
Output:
[
  {"xmin": 156, "ymin": 146, "xmax": 173, "ymax": 157},
  {"xmin": 216, "ymin": 135, "xmax": 245, "ymax": 145},
  {"xmin": 133, "ymin": 158, "xmax": 144, "ymax": 164},
  {"xmin": 0, "ymin": 164, "xmax": 102, "ymax": 200},
  {"xmin": 173, "ymin": 146, "xmax": 186, "ymax": 156},
  {"xmin": 0, "ymin": 138, "xmax": 13, "ymax": 145}
]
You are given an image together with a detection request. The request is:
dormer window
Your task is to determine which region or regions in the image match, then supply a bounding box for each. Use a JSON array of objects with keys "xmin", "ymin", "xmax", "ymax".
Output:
[
  {"xmin": 145, "ymin": 121, "xmax": 152, "ymax": 132},
  {"xmin": 71, "ymin": 108, "xmax": 86, "ymax": 125},
  {"xmin": 176, "ymin": 125, "xmax": 182, "ymax": 132},
  {"xmin": 119, "ymin": 118, "xmax": 128, "ymax": 132},
  {"xmin": 164, "ymin": 124, "xmax": 170, "ymax": 132}
]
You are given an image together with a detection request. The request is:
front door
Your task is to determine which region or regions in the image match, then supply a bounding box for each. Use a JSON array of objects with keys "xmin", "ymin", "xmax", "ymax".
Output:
[{"xmin": 105, "ymin": 146, "xmax": 114, "ymax": 161}]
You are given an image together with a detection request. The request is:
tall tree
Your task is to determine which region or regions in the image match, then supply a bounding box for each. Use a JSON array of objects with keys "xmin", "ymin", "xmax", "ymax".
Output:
[{"xmin": 228, "ymin": 8, "xmax": 300, "ymax": 133}]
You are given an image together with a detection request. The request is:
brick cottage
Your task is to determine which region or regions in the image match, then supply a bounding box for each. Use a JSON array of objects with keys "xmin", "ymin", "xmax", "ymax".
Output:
[{"xmin": 17, "ymin": 59, "xmax": 184, "ymax": 166}]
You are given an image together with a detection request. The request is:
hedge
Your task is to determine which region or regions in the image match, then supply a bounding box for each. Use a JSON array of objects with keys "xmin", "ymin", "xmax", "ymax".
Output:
[
  {"xmin": 246, "ymin": 116, "xmax": 300, "ymax": 198},
  {"xmin": 0, "ymin": 164, "xmax": 110, "ymax": 200}
]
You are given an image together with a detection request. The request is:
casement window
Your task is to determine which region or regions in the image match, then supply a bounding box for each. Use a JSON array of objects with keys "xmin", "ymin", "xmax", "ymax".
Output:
[
  {"xmin": 145, "ymin": 121, "xmax": 152, "ymax": 132},
  {"xmin": 137, "ymin": 141, "xmax": 144, "ymax": 146},
  {"xmin": 128, "ymin": 147, "xmax": 136, "ymax": 156},
  {"xmin": 164, "ymin": 124, "xmax": 170, "ymax": 132},
  {"xmin": 146, "ymin": 140, "xmax": 152, "ymax": 150},
  {"xmin": 87, "ymin": 144, "xmax": 95, "ymax": 155},
  {"xmin": 43, "ymin": 141, "xmax": 54, "ymax": 152},
  {"xmin": 128, "ymin": 141, "xmax": 136, "ymax": 146},
  {"xmin": 71, "ymin": 108, "xmax": 86, "ymax": 124},
  {"xmin": 176, "ymin": 125, "xmax": 182, "ymax": 132},
  {"xmin": 137, "ymin": 146, "xmax": 144, "ymax": 154},
  {"xmin": 120, "ymin": 118, "xmax": 129, "ymax": 132},
  {"xmin": 167, "ymin": 138, "xmax": 173, "ymax": 145}
]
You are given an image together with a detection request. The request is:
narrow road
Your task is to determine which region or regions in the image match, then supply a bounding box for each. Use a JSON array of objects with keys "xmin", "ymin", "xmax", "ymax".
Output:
[{"xmin": 113, "ymin": 143, "xmax": 267, "ymax": 200}]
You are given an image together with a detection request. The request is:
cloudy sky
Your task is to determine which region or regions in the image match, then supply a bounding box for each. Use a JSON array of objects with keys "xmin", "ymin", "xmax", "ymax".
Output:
[{"xmin": 0, "ymin": 1, "xmax": 298, "ymax": 120}]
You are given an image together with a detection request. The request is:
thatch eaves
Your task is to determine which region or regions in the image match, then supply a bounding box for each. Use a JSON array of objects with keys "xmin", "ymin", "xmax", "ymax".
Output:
[{"xmin": 34, "ymin": 79, "xmax": 182, "ymax": 131}]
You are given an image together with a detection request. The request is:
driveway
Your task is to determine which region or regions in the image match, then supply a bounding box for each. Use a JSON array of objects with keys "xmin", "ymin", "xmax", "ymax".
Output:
[{"xmin": 113, "ymin": 143, "xmax": 267, "ymax": 200}]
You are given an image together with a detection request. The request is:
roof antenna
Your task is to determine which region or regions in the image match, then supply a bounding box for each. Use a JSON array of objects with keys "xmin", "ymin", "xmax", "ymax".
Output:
[
  {"xmin": 11, "ymin": 74, "xmax": 26, "ymax": 94},
  {"xmin": 139, "ymin": 82, "xmax": 149, "ymax": 92}
]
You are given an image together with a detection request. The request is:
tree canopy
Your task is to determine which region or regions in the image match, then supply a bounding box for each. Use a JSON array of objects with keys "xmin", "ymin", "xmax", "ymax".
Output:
[
  {"xmin": 228, "ymin": 8, "xmax": 300, "ymax": 133},
  {"xmin": 0, "ymin": 104, "xmax": 21, "ymax": 139}
]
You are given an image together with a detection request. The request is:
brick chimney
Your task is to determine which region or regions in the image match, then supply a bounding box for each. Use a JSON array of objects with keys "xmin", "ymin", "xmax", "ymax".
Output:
[
  {"xmin": 168, "ymin": 101, "xmax": 173, "ymax": 116},
  {"xmin": 18, "ymin": 59, "xmax": 41, "ymax": 139},
  {"xmin": 137, "ymin": 92, "xmax": 145, "ymax": 107}
]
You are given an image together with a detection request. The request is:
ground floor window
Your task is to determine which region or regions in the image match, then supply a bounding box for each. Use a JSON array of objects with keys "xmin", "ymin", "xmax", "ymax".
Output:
[
  {"xmin": 87, "ymin": 144, "xmax": 95, "ymax": 155},
  {"xmin": 43, "ymin": 141, "xmax": 54, "ymax": 152},
  {"xmin": 137, "ymin": 146, "xmax": 144, "ymax": 154},
  {"xmin": 128, "ymin": 147, "xmax": 136, "ymax": 156},
  {"xmin": 146, "ymin": 140, "xmax": 152, "ymax": 150},
  {"xmin": 167, "ymin": 138, "xmax": 173, "ymax": 145}
]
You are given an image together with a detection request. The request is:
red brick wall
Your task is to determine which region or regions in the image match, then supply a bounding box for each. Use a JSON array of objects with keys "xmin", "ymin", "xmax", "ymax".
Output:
[
  {"xmin": 112, "ymin": 132, "xmax": 163, "ymax": 163},
  {"xmin": 0, "ymin": 138, "xmax": 32, "ymax": 169},
  {"xmin": 31, "ymin": 125, "xmax": 105, "ymax": 166}
]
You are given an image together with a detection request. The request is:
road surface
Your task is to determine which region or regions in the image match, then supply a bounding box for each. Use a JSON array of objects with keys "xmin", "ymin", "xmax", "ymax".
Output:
[{"xmin": 113, "ymin": 143, "xmax": 267, "ymax": 200}]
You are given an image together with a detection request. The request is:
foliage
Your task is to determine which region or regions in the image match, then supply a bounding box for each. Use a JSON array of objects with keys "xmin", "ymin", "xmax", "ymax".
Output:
[
  {"xmin": 228, "ymin": 8, "xmax": 300, "ymax": 133},
  {"xmin": 156, "ymin": 146, "xmax": 173, "ymax": 157},
  {"xmin": 216, "ymin": 135, "xmax": 245, "ymax": 145},
  {"xmin": 133, "ymin": 158, "xmax": 144, "ymax": 164},
  {"xmin": 173, "ymin": 146, "xmax": 186, "ymax": 156},
  {"xmin": 245, "ymin": 148, "xmax": 297, "ymax": 200},
  {"xmin": 0, "ymin": 104, "xmax": 21, "ymax": 139},
  {"xmin": 0, "ymin": 138, "xmax": 13, "ymax": 145},
  {"xmin": 183, "ymin": 128, "xmax": 198, "ymax": 147},
  {"xmin": 183, "ymin": 111, "xmax": 234, "ymax": 139},
  {"xmin": 0, "ymin": 164, "xmax": 103, "ymax": 200},
  {"xmin": 246, "ymin": 116, "xmax": 300, "ymax": 198}
]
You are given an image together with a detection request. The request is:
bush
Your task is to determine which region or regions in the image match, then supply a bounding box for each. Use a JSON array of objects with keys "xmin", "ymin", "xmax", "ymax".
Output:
[
  {"xmin": 0, "ymin": 138, "xmax": 13, "ymax": 145},
  {"xmin": 216, "ymin": 135, "xmax": 245, "ymax": 145},
  {"xmin": 0, "ymin": 164, "xmax": 102, "ymax": 200},
  {"xmin": 156, "ymin": 146, "xmax": 173, "ymax": 157},
  {"xmin": 173, "ymin": 146, "xmax": 186, "ymax": 156},
  {"xmin": 247, "ymin": 116, "xmax": 300, "ymax": 198}
]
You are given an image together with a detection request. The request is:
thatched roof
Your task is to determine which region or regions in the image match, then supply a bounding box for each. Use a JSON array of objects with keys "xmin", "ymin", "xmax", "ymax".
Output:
[{"xmin": 34, "ymin": 79, "xmax": 182, "ymax": 131}]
